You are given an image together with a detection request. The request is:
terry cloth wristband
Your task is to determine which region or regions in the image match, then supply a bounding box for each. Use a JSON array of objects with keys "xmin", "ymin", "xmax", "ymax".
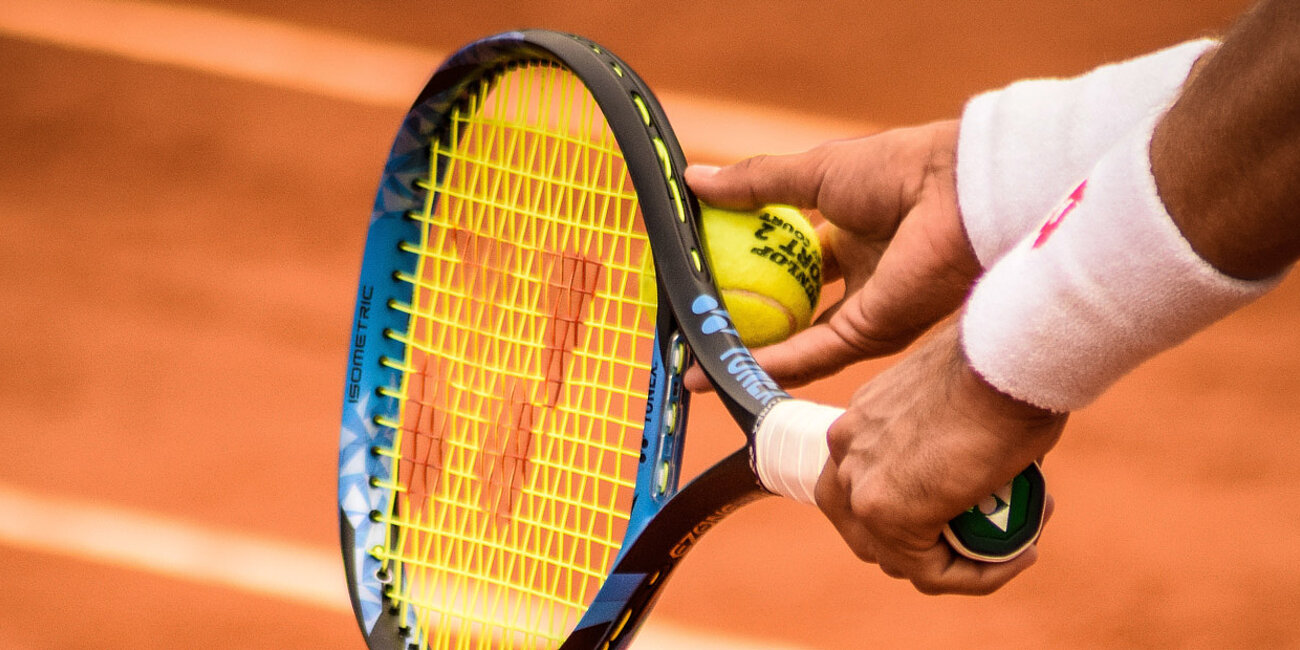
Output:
[
  {"xmin": 961, "ymin": 115, "xmax": 1282, "ymax": 413},
  {"xmin": 957, "ymin": 38, "xmax": 1217, "ymax": 268}
]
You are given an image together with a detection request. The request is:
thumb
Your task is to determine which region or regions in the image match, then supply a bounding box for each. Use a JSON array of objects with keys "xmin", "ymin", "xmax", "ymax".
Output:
[
  {"xmin": 684, "ymin": 148, "xmax": 832, "ymax": 210},
  {"xmin": 752, "ymin": 257, "xmax": 965, "ymax": 388},
  {"xmin": 679, "ymin": 322, "xmax": 860, "ymax": 393},
  {"xmin": 683, "ymin": 318, "xmax": 887, "ymax": 394},
  {"xmin": 748, "ymin": 317, "xmax": 893, "ymax": 388}
]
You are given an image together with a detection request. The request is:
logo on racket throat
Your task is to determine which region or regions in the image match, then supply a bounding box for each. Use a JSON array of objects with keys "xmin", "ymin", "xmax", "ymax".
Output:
[
  {"xmin": 691, "ymin": 295, "xmax": 781, "ymax": 405},
  {"xmin": 691, "ymin": 295, "xmax": 737, "ymax": 337}
]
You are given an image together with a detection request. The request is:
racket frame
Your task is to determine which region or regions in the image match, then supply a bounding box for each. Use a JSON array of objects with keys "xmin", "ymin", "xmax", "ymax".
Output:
[
  {"xmin": 338, "ymin": 29, "xmax": 1044, "ymax": 650},
  {"xmin": 337, "ymin": 30, "xmax": 757, "ymax": 649}
]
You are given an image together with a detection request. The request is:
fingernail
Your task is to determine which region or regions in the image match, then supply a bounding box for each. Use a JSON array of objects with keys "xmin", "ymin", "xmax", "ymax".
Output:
[{"xmin": 685, "ymin": 164, "xmax": 721, "ymax": 179}]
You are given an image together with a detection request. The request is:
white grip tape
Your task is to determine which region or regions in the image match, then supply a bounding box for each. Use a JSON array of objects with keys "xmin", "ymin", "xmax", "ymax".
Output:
[{"xmin": 753, "ymin": 399, "xmax": 845, "ymax": 504}]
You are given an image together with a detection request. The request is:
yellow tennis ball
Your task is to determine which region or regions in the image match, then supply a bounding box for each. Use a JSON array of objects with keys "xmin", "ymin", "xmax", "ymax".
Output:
[{"xmin": 700, "ymin": 204, "xmax": 822, "ymax": 347}]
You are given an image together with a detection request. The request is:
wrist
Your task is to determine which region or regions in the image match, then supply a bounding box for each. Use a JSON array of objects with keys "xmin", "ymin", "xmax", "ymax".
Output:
[
  {"xmin": 949, "ymin": 335, "xmax": 1063, "ymax": 439},
  {"xmin": 935, "ymin": 327, "xmax": 1064, "ymax": 474},
  {"xmin": 934, "ymin": 324, "xmax": 1060, "ymax": 424}
]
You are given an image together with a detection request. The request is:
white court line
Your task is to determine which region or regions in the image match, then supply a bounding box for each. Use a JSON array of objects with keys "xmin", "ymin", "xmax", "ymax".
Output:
[
  {"xmin": 0, "ymin": 484, "xmax": 810, "ymax": 650},
  {"xmin": 0, "ymin": 482, "xmax": 345, "ymax": 610},
  {"xmin": 0, "ymin": 0, "xmax": 875, "ymax": 163}
]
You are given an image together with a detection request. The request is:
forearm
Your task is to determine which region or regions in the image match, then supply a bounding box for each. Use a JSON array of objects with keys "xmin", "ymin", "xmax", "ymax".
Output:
[{"xmin": 1153, "ymin": 0, "xmax": 1300, "ymax": 281}]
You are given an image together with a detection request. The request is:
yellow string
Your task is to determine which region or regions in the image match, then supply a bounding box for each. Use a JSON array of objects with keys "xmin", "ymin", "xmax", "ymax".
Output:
[{"xmin": 374, "ymin": 61, "xmax": 656, "ymax": 650}]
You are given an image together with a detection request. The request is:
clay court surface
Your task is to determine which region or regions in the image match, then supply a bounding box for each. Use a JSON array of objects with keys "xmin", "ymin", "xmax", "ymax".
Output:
[{"xmin": 4, "ymin": 0, "xmax": 1299, "ymax": 647}]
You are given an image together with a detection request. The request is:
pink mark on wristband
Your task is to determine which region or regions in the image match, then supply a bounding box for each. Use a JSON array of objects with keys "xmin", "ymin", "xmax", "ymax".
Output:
[{"xmin": 1033, "ymin": 180, "xmax": 1087, "ymax": 248}]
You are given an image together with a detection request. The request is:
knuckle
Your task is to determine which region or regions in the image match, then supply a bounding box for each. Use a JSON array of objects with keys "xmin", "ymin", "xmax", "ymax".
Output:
[
  {"xmin": 845, "ymin": 483, "xmax": 891, "ymax": 522},
  {"xmin": 827, "ymin": 521, "xmax": 878, "ymax": 565},
  {"xmin": 735, "ymin": 153, "xmax": 772, "ymax": 173},
  {"xmin": 849, "ymin": 544, "xmax": 878, "ymax": 565},
  {"xmin": 878, "ymin": 562, "xmax": 907, "ymax": 580},
  {"xmin": 732, "ymin": 154, "xmax": 773, "ymax": 206},
  {"xmin": 961, "ymin": 578, "xmax": 1004, "ymax": 597},
  {"xmin": 911, "ymin": 576, "xmax": 947, "ymax": 596},
  {"xmin": 824, "ymin": 420, "xmax": 855, "ymax": 459},
  {"xmin": 830, "ymin": 305, "xmax": 913, "ymax": 359}
]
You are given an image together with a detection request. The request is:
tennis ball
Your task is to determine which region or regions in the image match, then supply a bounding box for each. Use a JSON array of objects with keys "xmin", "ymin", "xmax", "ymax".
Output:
[{"xmin": 701, "ymin": 204, "xmax": 822, "ymax": 347}]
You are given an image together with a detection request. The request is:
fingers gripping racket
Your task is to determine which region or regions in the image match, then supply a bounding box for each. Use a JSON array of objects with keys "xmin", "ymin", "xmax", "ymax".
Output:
[{"xmin": 338, "ymin": 30, "xmax": 1046, "ymax": 650}]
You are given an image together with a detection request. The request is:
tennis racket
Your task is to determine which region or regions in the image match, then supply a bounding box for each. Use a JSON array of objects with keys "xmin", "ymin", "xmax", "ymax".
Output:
[{"xmin": 337, "ymin": 29, "xmax": 1046, "ymax": 650}]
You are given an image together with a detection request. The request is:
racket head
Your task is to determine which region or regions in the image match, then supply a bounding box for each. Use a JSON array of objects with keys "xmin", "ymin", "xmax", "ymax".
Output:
[
  {"xmin": 336, "ymin": 30, "xmax": 722, "ymax": 649},
  {"xmin": 337, "ymin": 28, "xmax": 1047, "ymax": 650}
]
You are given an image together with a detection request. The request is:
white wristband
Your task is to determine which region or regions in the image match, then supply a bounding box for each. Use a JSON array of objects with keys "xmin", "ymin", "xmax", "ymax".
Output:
[
  {"xmin": 958, "ymin": 38, "xmax": 1217, "ymax": 268},
  {"xmin": 961, "ymin": 115, "xmax": 1281, "ymax": 413}
]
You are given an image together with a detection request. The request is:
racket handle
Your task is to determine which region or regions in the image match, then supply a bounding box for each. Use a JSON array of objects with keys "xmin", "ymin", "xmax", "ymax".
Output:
[
  {"xmin": 754, "ymin": 400, "xmax": 840, "ymax": 504},
  {"xmin": 754, "ymin": 399, "xmax": 1046, "ymax": 562}
]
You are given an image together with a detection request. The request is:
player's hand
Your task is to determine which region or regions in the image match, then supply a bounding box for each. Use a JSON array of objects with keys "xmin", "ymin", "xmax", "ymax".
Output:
[
  {"xmin": 685, "ymin": 120, "xmax": 979, "ymax": 387},
  {"xmin": 814, "ymin": 324, "xmax": 1065, "ymax": 594}
]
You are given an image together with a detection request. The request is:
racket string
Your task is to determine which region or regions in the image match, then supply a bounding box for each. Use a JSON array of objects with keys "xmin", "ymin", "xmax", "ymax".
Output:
[{"xmin": 373, "ymin": 62, "xmax": 656, "ymax": 648}]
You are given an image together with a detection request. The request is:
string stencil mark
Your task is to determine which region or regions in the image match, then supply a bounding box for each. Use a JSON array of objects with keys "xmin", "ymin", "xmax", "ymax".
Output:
[{"xmin": 372, "ymin": 62, "xmax": 659, "ymax": 649}]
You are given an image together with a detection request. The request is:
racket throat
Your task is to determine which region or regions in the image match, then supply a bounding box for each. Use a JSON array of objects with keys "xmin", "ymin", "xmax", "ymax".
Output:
[{"xmin": 569, "ymin": 449, "xmax": 765, "ymax": 649}]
